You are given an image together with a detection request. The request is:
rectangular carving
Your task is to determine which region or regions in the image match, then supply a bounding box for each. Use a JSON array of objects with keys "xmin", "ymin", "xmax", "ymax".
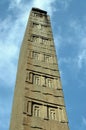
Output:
[
  {"xmin": 23, "ymin": 98, "xmax": 32, "ymax": 116},
  {"xmin": 46, "ymin": 78, "xmax": 53, "ymax": 88},
  {"xmin": 26, "ymin": 70, "xmax": 60, "ymax": 90},
  {"xmin": 30, "ymin": 35, "xmax": 39, "ymax": 42},
  {"xmin": 28, "ymin": 50, "xmax": 54, "ymax": 64},
  {"xmin": 32, "ymin": 51, "xmax": 40, "ymax": 60},
  {"xmin": 23, "ymin": 97, "xmax": 66, "ymax": 122},
  {"xmin": 47, "ymin": 106, "xmax": 57, "ymax": 121},
  {"xmin": 26, "ymin": 71, "xmax": 33, "ymax": 83},
  {"xmin": 34, "ymin": 75, "xmax": 41, "ymax": 86},
  {"xmin": 33, "ymin": 104, "xmax": 40, "ymax": 117},
  {"xmin": 32, "ymin": 12, "xmax": 44, "ymax": 18},
  {"xmin": 32, "ymin": 102, "xmax": 43, "ymax": 118},
  {"xmin": 30, "ymin": 35, "xmax": 52, "ymax": 46},
  {"xmin": 32, "ymin": 22, "xmax": 51, "ymax": 36},
  {"xmin": 32, "ymin": 23, "xmax": 42, "ymax": 30},
  {"xmin": 27, "ymin": 101, "xmax": 32, "ymax": 116}
]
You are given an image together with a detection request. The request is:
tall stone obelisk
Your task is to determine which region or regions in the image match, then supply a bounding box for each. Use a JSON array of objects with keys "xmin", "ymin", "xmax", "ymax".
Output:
[{"xmin": 10, "ymin": 8, "xmax": 69, "ymax": 130}]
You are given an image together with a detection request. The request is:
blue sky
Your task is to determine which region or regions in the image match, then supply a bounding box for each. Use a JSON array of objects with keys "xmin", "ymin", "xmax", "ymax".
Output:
[{"xmin": 0, "ymin": 0, "xmax": 86, "ymax": 130}]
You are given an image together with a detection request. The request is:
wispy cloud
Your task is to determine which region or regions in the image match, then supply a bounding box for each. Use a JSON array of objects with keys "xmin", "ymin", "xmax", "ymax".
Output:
[
  {"xmin": 82, "ymin": 116, "xmax": 86, "ymax": 127},
  {"xmin": 9, "ymin": 0, "xmax": 23, "ymax": 9},
  {"xmin": 69, "ymin": 19, "xmax": 86, "ymax": 47},
  {"xmin": 56, "ymin": 18, "xmax": 86, "ymax": 71},
  {"xmin": 57, "ymin": 0, "xmax": 72, "ymax": 10},
  {"xmin": 78, "ymin": 50, "xmax": 86, "ymax": 69},
  {"xmin": 70, "ymin": 19, "xmax": 86, "ymax": 69},
  {"xmin": 0, "ymin": 101, "xmax": 11, "ymax": 129},
  {"xmin": 32, "ymin": 0, "xmax": 57, "ymax": 16}
]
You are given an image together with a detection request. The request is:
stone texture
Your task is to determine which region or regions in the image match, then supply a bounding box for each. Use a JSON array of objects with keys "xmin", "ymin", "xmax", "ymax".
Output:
[{"xmin": 9, "ymin": 8, "xmax": 69, "ymax": 130}]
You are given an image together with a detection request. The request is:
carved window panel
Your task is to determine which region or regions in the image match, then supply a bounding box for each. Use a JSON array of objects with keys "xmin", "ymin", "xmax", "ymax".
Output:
[
  {"xmin": 31, "ymin": 36, "xmax": 41, "ymax": 43},
  {"xmin": 45, "ymin": 39, "xmax": 50, "ymax": 46},
  {"xmin": 23, "ymin": 99, "xmax": 32, "ymax": 116},
  {"xmin": 41, "ymin": 76, "xmax": 46, "ymax": 87},
  {"xmin": 41, "ymin": 25, "xmax": 47, "ymax": 31},
  {"xmin": 32, "ymin": 22, "xmax": 42, "ymax": 30},
  {"xmin": 39, "ymin": 13, "xmax": 43, "ymax": 18},
  {"xmin": 31, "ymin": 12, "xmax": 37, "ymax": 17},
  {"xmin": 26, "ymin": 71, "xmax": 33, "ymax": 84},
  {"xmin": 44, "ymin": 55, "xmax": 50, "ymax": 62},
  {"xmin": 32, "ymin": 12, "xmax": 44, "ymax": 18},
  {"xmin": 31, "ymin": 36, "xmax": 38, "ymax": 42},
  {"xmin": 33, "ymin": 104, "xmax": 40, "ymax": 117},
  {"xmin": 48, "ymin": 79, "xmax": 52, "ymax": 88},
  {"xmin": 32, "ymin": 51, "xmax": 40, "ymax": 60},
  {"xmin": 40, "ymin": 39, "xmax": 51, "ymax": 48},
  {"xmin": 30, "ymin": 35, "xmax": 51, "ymax": 47},
  {"xmin": 49, "ymin": 108, "xmax": 56, "ymax": 120},
  {"xmin": 32, "ymin": 12, "xmax": 36, "ymax": 17},
  {"xmin": 34, "ymin": 13, "xmax": 38, "ymax": 17},
  {"xmin": 34, "ymin": 75, "xmax": 41, "ymax": 86},
  {"xmin": 46, "ymin": 78, "xmax": 58, "ymax": 89},
  {"xmin": 46, "ymin": 78, "xmax": 53, "ymax": 88},
  {"xmin": 26, "ymin": 71, "xmax": 59, "ymax": 89},
  {"xmin": 42, "ymin": 38, "xmax": 47, "ymax": 44},
  {"xmin": 44, "ymin": 39, "xmax": 48, "ymax": 45},
  {"xmin": 44, "ymin": 54, "xmax": 52, "ymax": 63}
]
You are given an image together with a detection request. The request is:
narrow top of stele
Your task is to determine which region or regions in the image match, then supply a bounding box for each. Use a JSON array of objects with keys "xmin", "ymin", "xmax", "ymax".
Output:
[{"xmin": 32, "ymin": 7, "xmax": 47, "ymax": 14}]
